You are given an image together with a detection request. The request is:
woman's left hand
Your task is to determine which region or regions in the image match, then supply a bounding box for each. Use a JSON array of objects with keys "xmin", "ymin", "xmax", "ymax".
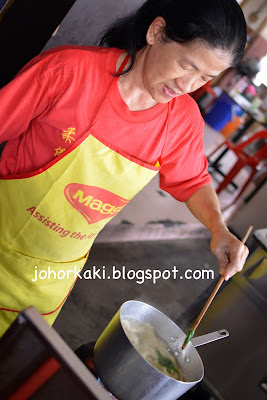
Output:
[{"xmin": 210, "ymin": 227, "xmax": 249, "ymax": 280}]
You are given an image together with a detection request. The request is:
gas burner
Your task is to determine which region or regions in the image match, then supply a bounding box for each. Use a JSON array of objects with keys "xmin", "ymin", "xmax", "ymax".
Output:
[
  {"xmin": 97, "ymin": 378, "xmax": 118, "ymax": 399},
  {"xmin": 75, "ymin": 342, "xmax": 118, "ymax": 399}
]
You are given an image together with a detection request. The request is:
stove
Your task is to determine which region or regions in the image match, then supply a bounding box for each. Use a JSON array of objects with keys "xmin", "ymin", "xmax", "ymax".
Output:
[{"xmin": 75, "ymin": 342, "xmax": 220, "ymax": 400}]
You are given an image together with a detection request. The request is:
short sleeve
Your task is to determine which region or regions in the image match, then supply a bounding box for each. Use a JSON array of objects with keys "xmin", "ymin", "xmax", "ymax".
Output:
[
  {"xmin": 159, "ymin": 95, "xmax": 212, "ymax": 202},
  {"xmin": 0, "ymin": 54, "xmax": 52, "ymax": 143}
]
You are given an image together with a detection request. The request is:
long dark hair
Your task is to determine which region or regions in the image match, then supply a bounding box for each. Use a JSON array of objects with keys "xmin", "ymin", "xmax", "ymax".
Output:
[{"xmin": 99, "ymin": 0, "xmax": 247, "ymax": 75}]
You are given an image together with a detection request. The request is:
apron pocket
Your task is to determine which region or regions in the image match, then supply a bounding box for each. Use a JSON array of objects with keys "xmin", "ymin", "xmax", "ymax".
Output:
[{"xmin": 0, "ymin": 240, "xmax": 88, "ymax": 314}]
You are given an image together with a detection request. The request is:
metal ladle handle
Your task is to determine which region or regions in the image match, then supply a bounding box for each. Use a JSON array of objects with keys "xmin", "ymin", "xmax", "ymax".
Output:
[{"xmin": 191, "ymin": 329, "xmax": 229, "ymax": 347}]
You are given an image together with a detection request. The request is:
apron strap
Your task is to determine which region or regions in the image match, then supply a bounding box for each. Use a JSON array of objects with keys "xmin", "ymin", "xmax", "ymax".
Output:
[
  {"xmin": 117, "ymin": 53, "xmax": 130, "ymax": 74},
  {"xmin": 90, "ymin": 52, "xmax": 131, "ymax": 128}
]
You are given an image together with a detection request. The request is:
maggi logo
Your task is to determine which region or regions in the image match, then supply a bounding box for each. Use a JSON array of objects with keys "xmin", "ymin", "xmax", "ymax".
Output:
[
  {"xmin": 73, "ymin": 190, "xmax": 122, "ymax": 215},
  {"xmin": 64, "ymin": 184, "xmax": 129, "ymax": 225}
]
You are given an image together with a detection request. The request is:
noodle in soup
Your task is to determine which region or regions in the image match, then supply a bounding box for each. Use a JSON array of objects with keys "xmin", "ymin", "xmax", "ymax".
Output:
[{"xmin": 121, "ymin": 318, "xmax": 185, "ymax": 381}]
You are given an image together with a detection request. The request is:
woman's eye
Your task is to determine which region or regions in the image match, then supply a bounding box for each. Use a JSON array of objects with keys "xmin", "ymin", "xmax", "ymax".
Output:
[
  {"xmin": 200, "ymin": 76, "xmax": 208, "ymax": 82},
  {"xmin": 179, "ymin": 64, "xmax": 187, "ymax": 71}
]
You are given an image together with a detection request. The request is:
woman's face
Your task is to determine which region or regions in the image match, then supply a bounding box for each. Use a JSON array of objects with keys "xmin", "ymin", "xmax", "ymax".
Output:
[{"xmin": 140, "ymin": 17, "xmax": 232, "ymax": 103}]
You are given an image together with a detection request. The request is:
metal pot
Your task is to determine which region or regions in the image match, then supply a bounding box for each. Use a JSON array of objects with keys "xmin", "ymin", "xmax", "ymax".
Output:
[{"xmin": 93, "ymin": 300, "xmax": 229, "ymax": 400}]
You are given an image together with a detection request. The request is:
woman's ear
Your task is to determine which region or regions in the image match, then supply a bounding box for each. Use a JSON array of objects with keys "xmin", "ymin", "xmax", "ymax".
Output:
[{"xmin": 146, "ymin": 17, "xmax": 166, "ymax": 45}]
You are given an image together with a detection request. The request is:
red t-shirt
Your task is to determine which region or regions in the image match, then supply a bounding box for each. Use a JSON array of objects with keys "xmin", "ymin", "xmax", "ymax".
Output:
[{"xmin": 0, "ymin": 45, "xmax": 211, "ymax": 202}]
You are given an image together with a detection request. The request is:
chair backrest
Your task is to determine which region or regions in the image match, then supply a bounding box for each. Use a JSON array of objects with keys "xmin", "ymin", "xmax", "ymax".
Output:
[
  {"xmin": 235, "ymin": 130, "xmax": 267, "ymax": 151},
  {"xmin": 235, "ymin": 130, "xmax": 267, "ymax": 166},
  {"xmin": 190, "ymin": 81, "xmax": 216, "ymax": 101}
]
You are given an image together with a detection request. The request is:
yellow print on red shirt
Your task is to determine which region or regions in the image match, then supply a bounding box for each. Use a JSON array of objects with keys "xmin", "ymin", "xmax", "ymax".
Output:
[
  {"xmin": 54, "ymin": 146, "xmax": 66, "ymax": 157},
  {"xmin": 61, "ymin": 127, "xmax": 76, "ymax": 143}
]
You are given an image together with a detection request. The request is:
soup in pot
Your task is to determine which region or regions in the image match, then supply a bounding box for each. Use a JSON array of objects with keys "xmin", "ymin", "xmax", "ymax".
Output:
[{"xmin": 121, "ymin": 318, "xmax": 186, "ymax": 381}]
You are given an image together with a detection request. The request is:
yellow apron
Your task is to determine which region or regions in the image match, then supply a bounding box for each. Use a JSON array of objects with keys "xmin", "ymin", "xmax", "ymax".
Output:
[{"xmin": 0, "ymin": 55, "xmax": 159, "ymax": 336}]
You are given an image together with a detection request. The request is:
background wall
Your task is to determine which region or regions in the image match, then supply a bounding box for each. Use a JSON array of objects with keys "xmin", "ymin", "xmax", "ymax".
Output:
[
  {"xmin": 241, "ymin": 0, "xmax": 267, "ymax": 40},
  {"xmin": 43, "ymin": 0, "xmax": 144, "ymax": 51}
]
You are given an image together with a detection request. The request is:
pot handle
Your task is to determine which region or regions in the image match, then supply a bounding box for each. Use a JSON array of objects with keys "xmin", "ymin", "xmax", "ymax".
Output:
[{"xmin": 191, "ymin": 329, "xmax": 229, "ymax": 347}]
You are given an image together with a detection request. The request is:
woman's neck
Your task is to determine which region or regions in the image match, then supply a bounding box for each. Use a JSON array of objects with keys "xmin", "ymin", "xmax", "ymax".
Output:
[{"xmin": 116, "ymin": 48, "xmax": 158, "ymax": 111}]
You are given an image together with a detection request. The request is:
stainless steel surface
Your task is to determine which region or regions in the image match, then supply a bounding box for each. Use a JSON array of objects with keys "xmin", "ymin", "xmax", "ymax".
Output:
[
  {"xmin": 93, "ymin": 300, "xmax": 205, "ymax": 400},
  {"xmin": 254, "ymin": 228, "xmax": 267, "ymax": 250},
  {"xmin": 195, "ymin": 250, "xmax": 267, "ymax": 400},
  {"xmin": 191, "ymin": 329, "xmax": 229, "ymax": 347}
]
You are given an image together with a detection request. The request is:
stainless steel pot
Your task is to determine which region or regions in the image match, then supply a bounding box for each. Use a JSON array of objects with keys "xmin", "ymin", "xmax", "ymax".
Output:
[{"xmin": 93, "ymin": 300, "xmax": 229, "ymax": 400}]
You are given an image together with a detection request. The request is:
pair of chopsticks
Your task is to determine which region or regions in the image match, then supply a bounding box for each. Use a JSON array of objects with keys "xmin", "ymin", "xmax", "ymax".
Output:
[{"xmin": 182, "ymin": 225, "xmax": 253, "ymax": 349}]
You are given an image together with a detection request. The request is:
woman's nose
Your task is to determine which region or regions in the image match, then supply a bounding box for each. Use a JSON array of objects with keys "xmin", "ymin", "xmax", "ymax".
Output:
[{"xmin": 176, "ymin": 76, "xmax": 196, "ymax": 94}]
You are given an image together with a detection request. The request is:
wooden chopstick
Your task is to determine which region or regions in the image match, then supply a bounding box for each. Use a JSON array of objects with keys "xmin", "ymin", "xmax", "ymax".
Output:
[{"xmin": 182, "ymin": 225, "xmax": 253, "ymax": 349}]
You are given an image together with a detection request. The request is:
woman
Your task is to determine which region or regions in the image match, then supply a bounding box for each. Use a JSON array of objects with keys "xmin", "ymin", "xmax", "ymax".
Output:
[{"xmin": 0, "ymin": 0, "xmax": 249, "ymax": 336}]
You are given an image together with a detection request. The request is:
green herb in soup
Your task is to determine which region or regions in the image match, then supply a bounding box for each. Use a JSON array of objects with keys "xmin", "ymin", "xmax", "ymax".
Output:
[
  {"xmin": 155, "ymin": 349, "xmax": 181, "ymax": 377},
  {"xmin": 121, "ymin": 318, "xmax": 185, "ymax": 381}
]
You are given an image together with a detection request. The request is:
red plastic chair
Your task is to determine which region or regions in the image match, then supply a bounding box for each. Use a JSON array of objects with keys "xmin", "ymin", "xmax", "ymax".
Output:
[
  {"xmin": 190, "ymin": 82, "xmax": 216, "ymax": 101},
  {"xmin": 208, "ymin": 130, "xmax": 267, "ymax": 204},
  {"xmin": 190, "ymin": 82, "xmax": 218, "ymax": 116}
]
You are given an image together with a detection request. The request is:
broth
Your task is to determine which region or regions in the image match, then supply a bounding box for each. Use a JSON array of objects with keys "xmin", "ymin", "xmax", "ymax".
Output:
[{"xmin": 121, "ymin": 318, "xmax": 186, "ymax": 381}]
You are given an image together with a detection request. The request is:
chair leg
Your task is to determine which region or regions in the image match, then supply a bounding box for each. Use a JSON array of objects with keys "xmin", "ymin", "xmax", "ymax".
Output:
[
  {"xmin": 216, "ymin": 159, "xmax": 245, "ymax": 195},
  {"xmin": 207, "ymin": 142, "xmax": 226, "ymax": 159},
  {"xmin": 231, "ymin": 168, "xmax": 256, "ymax": 204}
]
